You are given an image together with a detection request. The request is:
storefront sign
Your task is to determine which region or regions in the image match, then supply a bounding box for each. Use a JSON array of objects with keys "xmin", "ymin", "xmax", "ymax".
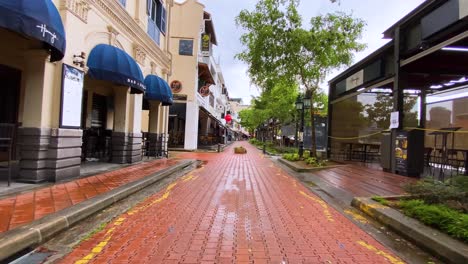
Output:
[
  {"xmin": 173, "ymin": 94, "xmax": 187, "ymax": 101},
  {"xmin": 170, "ymin": 80, "xmax": 182, "ymax": 93},
  {"xmin": 345, "ymin": 70, "xmax": 364, "ymax": 91},
  {"xmin": 60, "ymin": 64, "xmax": 84, "ymax": 128},
  {"xmin": 389, "ymin": 111, "xmax": 399, "ymax": 129},
  {"xmin": 201, "ymin": 33, "xmax": 210, "ymax": 56},
  {"xmin": 199, "ymin": 85, "xmax": 210, "ymax": 97}
]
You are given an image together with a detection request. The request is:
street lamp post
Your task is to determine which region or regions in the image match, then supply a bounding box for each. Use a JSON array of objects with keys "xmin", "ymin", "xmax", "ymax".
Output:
[{"xmin": 296, "ymin": 95, "xmax": 311, "ymax": 159}]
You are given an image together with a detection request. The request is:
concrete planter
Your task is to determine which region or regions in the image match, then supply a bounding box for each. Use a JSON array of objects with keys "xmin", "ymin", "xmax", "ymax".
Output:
[
  {"xmin": 352, "ymin": 197, "xmax": 468, "ymax": 264},
  {"xmin": 278, "ymin": 158, "xmax": 345, "ymax": 172}
]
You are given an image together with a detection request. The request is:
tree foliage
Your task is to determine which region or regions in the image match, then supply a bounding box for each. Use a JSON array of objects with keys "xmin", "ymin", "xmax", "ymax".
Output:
[
  {"xmin": 236, "ymin": 0, "xmax": 366, "ymax": 156},
  {"xmin": 239, "ymin": 80, "xmax": 298, "ymax": 132}
]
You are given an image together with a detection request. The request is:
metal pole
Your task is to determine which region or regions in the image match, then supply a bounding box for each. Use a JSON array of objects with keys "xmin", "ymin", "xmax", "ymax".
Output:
[{"xmin": 299, "ymin": 107, "xmax": 305, "ymax": 158}]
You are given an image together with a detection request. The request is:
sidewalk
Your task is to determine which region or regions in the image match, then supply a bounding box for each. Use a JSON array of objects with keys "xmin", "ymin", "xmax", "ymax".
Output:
[
  {"xmin": 59, "ymin": 143, "xmax": 408, "ymax": 264},
  {"xmin": 0, "ymin": 158, "xmax": 181, "ymax": 234}
]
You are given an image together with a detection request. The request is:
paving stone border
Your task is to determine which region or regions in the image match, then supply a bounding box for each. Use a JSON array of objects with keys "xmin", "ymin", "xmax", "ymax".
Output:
[
  {"xmin": 0, "ymin": 159, "xmax": 197, "ymax": 261},
  {"xmin": 352, "ymin": 197, "xmax": 468, "ymax": 264}
]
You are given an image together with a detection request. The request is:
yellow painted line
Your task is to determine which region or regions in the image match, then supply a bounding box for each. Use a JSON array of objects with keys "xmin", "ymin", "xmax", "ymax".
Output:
[
  {"xmin": 344, "ymin": 209, "xmax": 368, "ymax": 224},
  {"xmin": 299, "ymin": 191, "xmax": 334, "ymax": 222},
  {"xmin": 357, "ymin": 240, "xmax": 405, "ymax": 264},
  {"xmin": 74, "ymin": 219, "xmax": 124, "ymax": 264},
  {"xmin": 75, "ymin": 174, "xmax": 200, "ymax": 263}
]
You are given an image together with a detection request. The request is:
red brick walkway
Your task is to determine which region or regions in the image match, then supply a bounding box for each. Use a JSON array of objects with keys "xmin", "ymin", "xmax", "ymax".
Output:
[
  {"xmin": 0, "ymin": 159, "xmax": 179, "ymax": 233},
  {"xmin": 61, "ymin": 144, "xmax": 405, "ymax": 264}
]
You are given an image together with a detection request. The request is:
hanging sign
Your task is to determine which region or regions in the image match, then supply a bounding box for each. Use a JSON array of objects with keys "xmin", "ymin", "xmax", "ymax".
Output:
[
  {"xmin": 60, "ymin": 64, "xmax": 84, "ymax": 128},
  {"xmin": 199, "ymin": 85, "xmax": 210, "ymax": 97},
  {"xmin": 170, "ymin": 80, "xmax": 182, "ymax": 93},
  {"xmin": 201, "ymin": 33, "xmax": 210, "ymax": 56}
]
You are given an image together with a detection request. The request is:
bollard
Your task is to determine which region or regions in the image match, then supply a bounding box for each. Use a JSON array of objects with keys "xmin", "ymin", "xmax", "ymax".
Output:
[
  {"xmin": 217, "ymin": 143, "xmax": 221, "ymax": 153},
  {"xmin": 263, "ymin": 143, "xmax": 266, "ymax": 154}
]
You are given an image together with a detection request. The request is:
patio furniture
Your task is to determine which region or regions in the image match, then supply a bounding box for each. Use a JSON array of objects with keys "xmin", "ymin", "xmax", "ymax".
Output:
[
  {"xmin": 0, "ymin": 123, "xmax": 16, "ymax": 186},
  {"xmin": 429, "ymin": 127, "xmax": 461, "ymax": 180}
]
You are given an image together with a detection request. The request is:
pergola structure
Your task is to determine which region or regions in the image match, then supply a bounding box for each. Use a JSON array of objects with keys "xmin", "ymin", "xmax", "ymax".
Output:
[{"xmin": 328, "ymin": 0, "xmax": 468, "ymax": 176}]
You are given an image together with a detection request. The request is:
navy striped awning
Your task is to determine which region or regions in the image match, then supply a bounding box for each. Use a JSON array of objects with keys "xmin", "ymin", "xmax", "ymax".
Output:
[
  {"xmin": 87, "ymin": 44, "xmax": 145, "ymax": 94},
  {"xmin": 0, "ymin": 0, "xmax": 66, "ymax": 62},
  {"xmin": 144, "ymin": 75, "xmax": 173, "ymax": 106}
]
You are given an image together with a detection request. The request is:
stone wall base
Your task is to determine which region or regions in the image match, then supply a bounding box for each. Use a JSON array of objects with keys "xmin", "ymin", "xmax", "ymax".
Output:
[
  {"xmin": 111, "ymin": 132, "xmax": 142, "ymax": 164},
  {"xmin": 17, "ymin": 128, "xmax": 82, "ymax": 183}
]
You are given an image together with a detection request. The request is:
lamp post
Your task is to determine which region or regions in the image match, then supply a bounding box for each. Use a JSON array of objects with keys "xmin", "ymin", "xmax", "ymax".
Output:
[{"xmin": 296, "ymin": 95, "xmax": 311, "ymax": 159}]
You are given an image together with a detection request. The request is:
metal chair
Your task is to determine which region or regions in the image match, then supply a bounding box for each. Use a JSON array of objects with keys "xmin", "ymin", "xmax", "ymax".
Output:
[{"xmin": 0, "ymin": 123, "xmax": 16, "ymax": 187}]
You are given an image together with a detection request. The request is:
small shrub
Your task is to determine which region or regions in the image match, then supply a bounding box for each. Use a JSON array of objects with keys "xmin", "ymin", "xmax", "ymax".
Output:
[
  {"xmin": 304, "ymin": 157, "xmax": 326, "ymax": 167},
  {"xmin": 399, "ymin": 199, "xmax": 468, "ymax": 242},
  {"xmin": 372, "ymin": 196, "xmax": 389, "ymax": 206},
  {"xmin": 403, "ymin": 179, "xmax": 465, "ymax": 206},
  {"xmin": 283, "ymin": 153, "xmax": 300, "ymax": 161}
]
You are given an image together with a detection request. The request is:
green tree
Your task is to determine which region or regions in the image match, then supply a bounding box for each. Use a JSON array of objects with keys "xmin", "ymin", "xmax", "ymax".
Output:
[
  {"xmin": 236, "ymin": 0, "xmax": 366, "ymax": 157},
  {"xmin": 239, "ymin": 80, "xmax": 298, "ymax": 140}
]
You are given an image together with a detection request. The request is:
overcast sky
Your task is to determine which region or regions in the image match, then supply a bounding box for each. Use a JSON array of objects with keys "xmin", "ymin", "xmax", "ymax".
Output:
[{"xmin": 184, "ymin": 0, "xmax": 426, "ymax": 104}]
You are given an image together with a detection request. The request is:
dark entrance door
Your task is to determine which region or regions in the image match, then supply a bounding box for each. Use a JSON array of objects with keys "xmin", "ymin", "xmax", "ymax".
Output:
[
  {"xmin": 82, "ymin": 93, "xmax": 111, "ymax": 161},
  {"xmin": 0, "ymin": 64, "xmax": 21, "ymax": 161}
]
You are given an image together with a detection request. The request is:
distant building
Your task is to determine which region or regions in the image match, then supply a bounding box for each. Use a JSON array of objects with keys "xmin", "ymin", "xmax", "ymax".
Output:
[{"xmin": 167, "ymin": 0, "xmax": 231, "ymax": 150}]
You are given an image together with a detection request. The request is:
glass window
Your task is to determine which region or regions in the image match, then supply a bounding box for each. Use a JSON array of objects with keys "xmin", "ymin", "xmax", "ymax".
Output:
[{"xmin": 119, "ymin": 0, "xmax": 126, "ymax": 7}]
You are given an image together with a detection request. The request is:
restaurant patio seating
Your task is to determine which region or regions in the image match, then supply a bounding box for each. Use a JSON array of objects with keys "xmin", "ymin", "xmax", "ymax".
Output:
[{"xmin": 0, "ymin": 123, "xmax": 16, "ymax": 186}]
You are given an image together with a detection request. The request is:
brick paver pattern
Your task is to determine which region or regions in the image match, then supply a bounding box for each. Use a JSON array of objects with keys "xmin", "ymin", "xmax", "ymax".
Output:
[
  {"xmin": 0, "ymin": 159, "xmax": 179, "ymax": 233},
  {"xmin": 61, "ymin": 143, "xmax": 406, "ymax": 264}
]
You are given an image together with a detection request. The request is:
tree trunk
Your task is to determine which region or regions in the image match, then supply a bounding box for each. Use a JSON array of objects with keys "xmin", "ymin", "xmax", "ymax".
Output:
[{"xmin": 310, "ymin": 96, "xmax": 317, "ymax": 158}]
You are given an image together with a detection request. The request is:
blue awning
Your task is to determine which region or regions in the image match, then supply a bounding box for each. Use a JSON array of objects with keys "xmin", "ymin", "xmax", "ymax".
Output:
[
  {"xmin": 0, "ymin": 0, "xmax": 66, "ymax": 62},
  {"xmin": 144, "ymin": 75, "xmax": 173, "ymax": 106},
  {"xmin": 87, "ymin": 44, "xmax": 145, "ymax": 94}
]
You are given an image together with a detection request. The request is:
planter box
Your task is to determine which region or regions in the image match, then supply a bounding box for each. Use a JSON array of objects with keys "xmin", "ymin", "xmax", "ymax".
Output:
[
  {"xmin": 278, "ymin": 158, "xmax": 345, "ymax": 172},
  {"xmin": 352, "ymin": 197, "xmax": 468, "ymax": 264}
]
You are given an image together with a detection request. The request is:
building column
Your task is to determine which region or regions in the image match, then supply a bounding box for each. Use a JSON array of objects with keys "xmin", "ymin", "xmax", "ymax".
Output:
[
  {"xmin": 184, "ymin": 101, "xmax": 199, "ymax": 150},
  {"xmin": 18, "ymin": 50, "xmax": 82, "ymax": 182},
  {"xmin": 111, "ymin": 86, "xmax": 140, "ymax": 164}
]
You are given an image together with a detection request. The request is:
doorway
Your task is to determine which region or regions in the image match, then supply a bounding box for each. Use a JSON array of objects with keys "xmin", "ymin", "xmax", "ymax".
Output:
[{"xmin": 0, "ymin": 64, "xmax": 21, "ymax": 161}]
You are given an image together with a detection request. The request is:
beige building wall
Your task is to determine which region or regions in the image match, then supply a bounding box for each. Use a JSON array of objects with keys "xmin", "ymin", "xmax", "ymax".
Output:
[
  {"xmin": 0, "ymin": 0, "xmax": 174, "ymax": 182},
  {"xmin": 169, "ymin": 0, "xmax": 204, "ymax": 102}
]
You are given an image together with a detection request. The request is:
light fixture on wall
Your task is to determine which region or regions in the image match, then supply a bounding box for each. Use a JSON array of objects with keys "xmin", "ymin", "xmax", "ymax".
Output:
[{"xmin": 73, "ymin": 52, "xmax": 86, "ymax": 67}]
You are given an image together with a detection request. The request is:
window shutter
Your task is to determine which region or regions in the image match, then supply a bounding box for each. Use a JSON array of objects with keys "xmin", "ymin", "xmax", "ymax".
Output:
[
  {"xmin": 160, "ymin": 7, "xmax": 167, "ymax": 35},
  {"xmin": 156, "ymin": 0, "xmax": 162, "ymax": 30},
  {"xmin": 147, "ymin": 16, "xmax": 156, "ymax": 40},
  {"xmin": 146, "ymin": 0, "xmax": 151, "ymax": 15}
]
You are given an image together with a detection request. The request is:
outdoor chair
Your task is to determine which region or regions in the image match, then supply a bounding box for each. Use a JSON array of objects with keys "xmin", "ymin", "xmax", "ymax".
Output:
[
  {"xmin": 365, "ymin": 144, "xmax": 381, "ymax": 163},
  {"xmin": 447, "ymin": 149, "xmax": 465, "ymax": 176},
  {"xmin": 0, "ymin": 123, "xmax": 15, "ymax": 187}
]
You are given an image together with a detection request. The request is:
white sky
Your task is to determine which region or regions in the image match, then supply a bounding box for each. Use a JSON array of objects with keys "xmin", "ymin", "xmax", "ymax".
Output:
[{"xmin": 180, "ymin": 0, "xmax": 426, "ymax": 104}]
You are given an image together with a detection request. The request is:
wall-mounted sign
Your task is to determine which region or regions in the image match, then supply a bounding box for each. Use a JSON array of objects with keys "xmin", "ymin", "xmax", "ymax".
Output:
[
  {"xmin": 173, "ymin": 94, "xmax": 187, "ymax": 101},
  {"xmin": 60, "ymin": 64, "xmax": 84, "ymax": 129},
  {"xmin": 199, "ymin": 85, "xmax": 210, "ymax": 97},
  {"xmin": 390, "ymin": 111, "xmax": 399, "ymax": 129},
  {"xmin": 179, "ymin": 39, "xmax": 193, "ymax": 56},
  {"xmin": 201, "ymin": 33, "xmax": 210, "ymax": 56},
  {"xmin": 170, "ymin": 80, "xmax": 182, "ymax": 93}
]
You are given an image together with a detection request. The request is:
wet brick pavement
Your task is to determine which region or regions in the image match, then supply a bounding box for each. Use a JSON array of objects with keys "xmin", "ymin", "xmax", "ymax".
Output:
[
  {"xmin": 0, "ymin": 159, "xmax": 179, "ymax": 233},
  {"xmin": 60, "ymin": 143, "xmax": 405, "ymax": 264}
]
